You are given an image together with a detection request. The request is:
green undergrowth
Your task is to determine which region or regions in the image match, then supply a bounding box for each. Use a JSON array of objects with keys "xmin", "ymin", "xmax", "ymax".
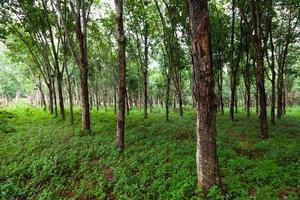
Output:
[{"xmin": 0, "ymin": 105, "xmax": 299, "ymax": 199}]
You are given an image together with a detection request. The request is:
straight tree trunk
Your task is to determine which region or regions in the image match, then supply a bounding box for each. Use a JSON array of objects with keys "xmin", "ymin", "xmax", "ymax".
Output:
[
  {"xmin": 65, "ymin": 65, "xmax": 74, "ymax": 124},
  {"xmin": 38, "ymin": 76, "xmax": 47, "ymax": 110},
  {"xmin": 277, "ymin": 7, "xmax": 291, "ymax": 118},
  {"xmin": 143, "ymin": 21, "xmax": 149, "ymax": 119},
  {"xmin": 143, "ymin": 72, "xmax": 148, "ymax": 118},
  {"xmin": 251, "ymin": 0, "xmax": 268, "ymax": 139},
  {"xmin": 114, "ymin": 85, "xmax": 117, "ymax": 114},
  {"xmin": 188, "ymin": 0, "xmax": 219, "ymax": 193},
  {"xmin": 47, "ymin": 83, "xmax": 54, "ymax": 114},
  {"xmin": 125, "ymin": 87, "xmax": 130, "ymax": 115},
  {"xmin": 115, "ymin": 0, "xmax": 126, "ymax": 151},
  {"xmin": 52, "ymin": 77, "xmax": 58, "ymax": 117},
  {"xmin": 57, "ymin": 72, "xmax": 65, "ymax": 120},
  {"xmin": 166, "ymin": 76, "xmax": 171, "ymax": 121},
  {"xmin": 230, "ymin": 0, "xmax": 236, "ymax": 121},
  {"xmin": 80, "ymin": 65, "xmax": 90, "ymax": 130},
  {"xmin": 178, "ymin": 88, "xmax": 184, "ymax": 117}
]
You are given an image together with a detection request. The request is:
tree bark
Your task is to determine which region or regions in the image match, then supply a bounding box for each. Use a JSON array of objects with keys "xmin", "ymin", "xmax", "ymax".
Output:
[
  {"xmin": 188, "ymin": 0, "xmax": 219, "ymax": 193},
  {"xmin": 251, "ymin": 0, "xmax": 268, "ymax": 139},
  {"xmin": 143, "ymin": 21, "xmax": 149, "ymax": 119},
  {"xmin": 243, "ymin": 49, "xmax": 251, "ymax": 117},
  {"xmin": 57, "ymin": 72, "xmax": 65, "ymax": 119},
  {"xmin": 66, "ymin": 65, "xmax": 74, "ymax": 124},
  {"xmin": 52, "ymin": 77, "xmax": 58, "ymax": 117},
  {"xmin": 230, "ymin": 0, "xmax": 236, "ymax": 121},
  {"xmin": 38, "ymin": 76, "xmax": 47, "ymax": 111},
  {"xmin": 115, "ymin": 0, "xmax": 126, "ymax": 151},
  {"xmin": 166, "ymin": 76, "xmax": 171, "ymax": 121}
]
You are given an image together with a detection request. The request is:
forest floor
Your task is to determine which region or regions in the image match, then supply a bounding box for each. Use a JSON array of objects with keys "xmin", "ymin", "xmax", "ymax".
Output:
[{"xmin": 0, "ymin": 105, "xmax": 299, "ymax": 200}]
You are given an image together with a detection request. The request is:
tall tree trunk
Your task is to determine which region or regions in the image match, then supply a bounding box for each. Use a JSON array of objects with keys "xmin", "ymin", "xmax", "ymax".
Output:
[
  {"xmin": 277, "ymin": 7, "xmax": 291, "ymax": 118},
  {"xmin": 65, "ymin": 65, "xmax": 74, "ymax": 124},
  {"xmin": 47, "ymin": 82, "xmax": 54, "ymax": 114},
  {"xmin": 143, "ymin": 21, "xmax": 149, "ymax": 119},
  {"xmin": 80, "ymin": 65, "xmax": 90, "ymax": 130},
  {"xmin": 38, "ymin": 76, "xmax": 47, "ymax": 111},
  {"xmin": 52, "ymin": 77, "xmax": 58, "ymax": 117},
  {"xmin": 114, "ymin": 85, "xmax": 117, "ymax": 114},
  {"xmin": 265, "ymin": 0, "xmax": 276, "ymax": 124},
  {"xmin": 143, "ymin": 71, "xmax": 148, "ymax": 118},
  {"xmin": 251, "ymin": 0, "xmax": 268, "ymax": 139},
  {"xmin": 166, "ymin": 76, "xmax": 171, "ymax": 121},
  {"xmin": 125, "ymin": 87, "xmax": 130, "ymax": 115},
  {"xmin": 178, "ymin": 87, "xmax": 184, "ymax": 117},
  {"xmin": 188, "ymin": 0, "xmax": 219, "ymax": 193},
  {"xmin": 57, "ymin": 72, "xmax": 65, "ymax": 119},
  {"xmin": 243, "ymin": 48, "xmax": 251, "ymax": 117},
  {"xmin": 115, "ymin": 0, "xmax": 126, "ymax": 151},
  {"xmin": 230, "ymin": 0, "xmax": 236, "ymax": 121}
]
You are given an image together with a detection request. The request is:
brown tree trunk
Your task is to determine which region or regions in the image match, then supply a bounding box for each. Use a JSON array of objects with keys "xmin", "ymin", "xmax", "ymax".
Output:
[
  {"xmin": 143, "ymin": 71, "xmax": 148, "ymax": 118},
  {"xmin": 166, "ymin": 76, "xmax": 171, "ymax": 121},
  {"xmin": 80, "ymin": 65, "xmax": 90, "ymax": 130},
  {"xmin": 265, "ymin": 0, "xmax": 276, "ymax": 124},
  {"xmin": 57, "ymin": 72, "xmax": 65, "ymax": 120},
  {"xmin": 65, "ymin": 64, "xmax": 74, "ymax": 124},
  {"xmin": 38, "ymin": 76, "xmax": 47, "ymax": 111},
  {"xmin": 52, "ymin": 77, "xmax": 58, "ymax": 117},
  {"xmin": 143, "ymin": 21, "xmax": 149, "ymax": 119},
  {"xmin": 251, "ymin": 0, "xmax": 268, "ymax": 139},
  {"xmin": 115, "ymin": 0, "xmax": 126, "ymax": 151},
  {"xmin": 230, "ymin": 0, "xmax": 236, "ymax": 121},
  {"xmin": 188, "ymin": 0, "xmax": 219, "ymax": 194},
  {"xmin": 178, "ymin": 88, "xmax": 184, "ymax": 117},
  {"xmin": 114, "ymin": 86, "xmax": 117, "ymax": 114},
  {"xmin": 125, "ymin": 87, "xmax": 130, "ymax": 115},
  {"xmin": 47, "ymin": 82, "xmax": 54, "ymax": 114}
]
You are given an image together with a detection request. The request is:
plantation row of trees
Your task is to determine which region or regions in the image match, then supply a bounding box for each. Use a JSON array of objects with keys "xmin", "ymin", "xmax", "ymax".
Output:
[{"xmin": 0, "ymin": 0, "xmax": 299, "ymax": 194}]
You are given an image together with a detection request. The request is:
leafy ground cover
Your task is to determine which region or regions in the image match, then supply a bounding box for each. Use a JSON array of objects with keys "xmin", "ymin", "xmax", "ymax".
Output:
[{"xmin": 0, "ymin": 106, "xmax": 299, "ymax": 199}]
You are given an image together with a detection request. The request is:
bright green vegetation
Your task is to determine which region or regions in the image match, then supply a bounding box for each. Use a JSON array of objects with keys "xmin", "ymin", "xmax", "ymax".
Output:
[{"xmin": 0, "ymin": 106, "xmax": 299, "ymax": 199}]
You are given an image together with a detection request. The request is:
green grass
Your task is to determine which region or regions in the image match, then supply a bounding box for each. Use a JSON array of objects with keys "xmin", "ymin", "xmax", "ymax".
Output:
[{"xmin": 0, "ymin": 105, "xmax": 299, "ymax": 199}]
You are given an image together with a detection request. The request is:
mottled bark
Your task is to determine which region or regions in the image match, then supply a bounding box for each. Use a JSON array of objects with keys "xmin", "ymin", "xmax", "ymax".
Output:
[
  {"xmin": 188, "ymin": 0, "xmax": 219, "ymax": 193},
  {"xmin": 115, "ymin": 0, "xmax": 126, "ymax": 151}
]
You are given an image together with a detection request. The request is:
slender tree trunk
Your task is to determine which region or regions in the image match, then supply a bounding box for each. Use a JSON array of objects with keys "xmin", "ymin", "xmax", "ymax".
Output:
[
  {"xmin": 244, "ymin": 49, "xmax": 251, "ymax": 117},
  {"xmin": 52, "ymin": 78, "xmax": 58, "ymax": 117},
  {"xmin": 66, "ymin": 66, "xmax": 74, "ymax": 124},
  {"xmin": 114, "ymin": 86, "xmax": 117, "ymax": 114},
  {"xmin": 188, "ymin": 0, "xmax": 219, "ymax": 193},
  {"xmin": 47, "ymin": 82, "xmax": 54, "ymax": 114},
  {"xmin": 283, "ymin": 80, "xmax": 286, "ymax": 115},
  {"xmin": 80, "ymin": 65, "xmax": 90, "ymax": 130},
  {"xmin": 57, "ymin": 73, "xmax": 65, "ymax": 119},
  {"xmin": 115, "ymin": 0, "xmax": 126, "ymax": 151},
  {"xmin": 166, "ymin": 76, "xmax": 171, "ymax": 121},
  {"xmin": 143, "ymin": 20, "xmax": 149, "ymax": 119},
  {"xmin": 266, "ymin": 0, "xmax": 276, "ymax": 124},
  {"xmin": 251, "ymin": 0, "xmax": 268, "ymax": 139},
  {"xmin": 143, "ymin": 72, "xmax": 148, "ymax": 119},
  {"xmin": 125, "ymin": 87, "xmax": 130, "ymax": 115},
  {"xmin": 230, "ymin": 0, "xmax": 236, "ymax": 121},
  {"xmin": 178, "ymin": 88, "xmax": 184, "ymax": 117},
  {"xmin": 38, "ymin": 77, "xmax": 47, "ymax": 111}
]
